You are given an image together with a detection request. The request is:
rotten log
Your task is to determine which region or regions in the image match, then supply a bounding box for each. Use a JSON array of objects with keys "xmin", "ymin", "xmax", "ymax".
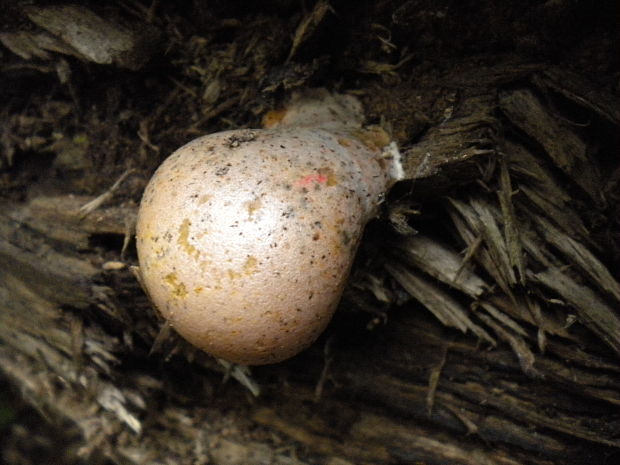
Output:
[
  {"xmin": 2, "ymin": 58, "xmax": 619, "ymax": 465},
  {"xmin": 1, "ymin": 0, "xmax": 620, "ymax": 460}
]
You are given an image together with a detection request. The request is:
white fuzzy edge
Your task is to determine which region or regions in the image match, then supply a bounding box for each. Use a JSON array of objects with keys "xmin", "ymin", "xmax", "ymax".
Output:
[{"xmin": 382, "ymin": 141, "xmax": 405, "ymax": 182}]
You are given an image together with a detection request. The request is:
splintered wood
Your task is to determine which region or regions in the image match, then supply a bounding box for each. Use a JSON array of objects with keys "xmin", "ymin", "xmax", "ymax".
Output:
[{"xmin": 1, "ymin": 5, "xmax": 619, "ymax": 460}]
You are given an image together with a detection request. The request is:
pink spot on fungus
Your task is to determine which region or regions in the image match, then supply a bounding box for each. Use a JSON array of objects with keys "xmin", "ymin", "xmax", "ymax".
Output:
[{"xmin": 296, "ymin": 173, "xmax": 328, "ymax": 187}]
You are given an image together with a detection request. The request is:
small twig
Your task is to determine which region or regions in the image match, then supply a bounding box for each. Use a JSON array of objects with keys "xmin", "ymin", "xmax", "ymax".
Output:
[
  {"xmin": 217, "ymin": 359, "xmax": 261, "ymax": 397},
  {"xmin": 426, "ymin": 341, "xmax": 449, "ymax": 415},
  {"xmin": 443, "ymin": 403, "xmax": 479, "ymax": 436},
  {"xmin": 314, "ymin": 336, "xmax": 334, "ymax": 402},
  {"xmin": 121, "ymin": 218, "xmax": 134, "ymax": 260},
  {"xmin": 78, "ymin": 168, "xmax": 136, "ymax": 218},
  {"xmin": 453, "ymin": 235, "xmax": 483, "ymax": 285},
  {"xmin": 149, "ymin": 323, "xmax": 173, "ymax": 357}
]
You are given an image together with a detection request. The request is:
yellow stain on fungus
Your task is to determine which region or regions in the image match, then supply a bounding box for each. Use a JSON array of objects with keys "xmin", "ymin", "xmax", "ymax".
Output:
[
  {"xmin": 228, "ymin": 269, "xmax": 242, "ymax": 280},
  {"xmin": 318, "ymin": 167, "xmax": 338, "ymax": 186},
  {"xmin": 245, "ymin": 198, "xmax": 263, "ymax": 217},
  {"xmin": 154, "ymin": 245, "xmax": 167, "ymax": 259},
  {"xmin": 199, "ymin": 194, "xmax": 212, "ymax": 204},
  {"xmin": 227, "ymin": 257, "xmax": 258, "ymax": 280},
  {"xmin": 164, "ymin": 272, "xmax": 188, "ymax": 298},
  {"xmin": 244, "ymin": 256, "xmax": 258, "ymax": 275},
  {"xmin": 178, "ymin": 218, "xmax": 200, "ymax": 259}
]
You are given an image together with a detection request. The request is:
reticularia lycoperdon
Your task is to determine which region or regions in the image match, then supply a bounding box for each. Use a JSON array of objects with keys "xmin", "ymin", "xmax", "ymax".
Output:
[{"xmin": 136, "ymin": 90, "xmax": 403, "ymax": 365}]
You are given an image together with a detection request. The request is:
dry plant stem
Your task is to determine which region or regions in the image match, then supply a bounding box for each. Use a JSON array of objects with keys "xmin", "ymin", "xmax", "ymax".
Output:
[{"xmin": 78, "ymin": 169, "xmax": 136, "ymax": 218}]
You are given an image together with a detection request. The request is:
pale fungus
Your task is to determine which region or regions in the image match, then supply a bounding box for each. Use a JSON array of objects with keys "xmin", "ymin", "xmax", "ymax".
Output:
[{"xmin": 136, "ymin": 90, "xmax": 402, "ymax": 365}]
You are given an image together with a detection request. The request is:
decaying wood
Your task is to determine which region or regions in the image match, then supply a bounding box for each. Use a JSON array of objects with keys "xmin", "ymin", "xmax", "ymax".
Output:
[
  {"xmin": 0, "ymin": 4, "xmax": 160, "ymax": 70},
  {"xmin": 1, "ymin": 3, "xmax": 619, "ymax": 464},
  {"xmin": 2, "ymin": 58, "xmax": 620, "ymax": 464}
]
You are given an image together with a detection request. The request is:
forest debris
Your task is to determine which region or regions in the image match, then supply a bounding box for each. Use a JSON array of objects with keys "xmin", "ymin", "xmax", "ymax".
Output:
[
  {"xmin": 121, "ymin": 219, "xmax": 133, "ymax": 260},
  {"xmin": 91, "ymin": 285, "xmax": 132, "ymax": 325},
  {"xmin": 442, "ymin": 403, "xmax": 479, "ymax": 435},
  {"xmin": 0, "ymin": 98, "xmax": 73, "ymax": 169},
  {"xmin": 79, "ymin": 169, "xmax": 136, "ymax": 218},
  {"xmin": 2, "ymin": 4, "xmax": 161, "ymax": 70},
  {"xmin": 287, "ymin": 0, "xmax": 334, "ymax": 62},
  {"xmin": 477, "ymin": 312, "xmax": 540, "ymax": 378},
  {"xmin": 349, "ymin": 270, "xmax": 392, "ymax": 305},
  {"xmin": 314, "ymin": 338, "xmax": 334, "ymax": 402},
  {"xmin": 526, "ymin": 296, "xmax": 548, "ymax": 352},
  {"xmin": 447, "ymin": 197, "xmax": 516, "ymax": 299},
  {"xmin": 469, "ymin": 197, "xmax": 518, "ymax": 287},
  {"xmin": 261, "ymin": 58, "xmax": 328, "ymax": 93},
  {"xmin": 338, "ymin": 365, "xmax": 588, "ymax": 461},
  {"xmin": 497, "ymin": 157, "xmax": 525, "ymax": 283},
  {"xmin": 50, "ymin": 134, "xmax": 91, "ymax": 172},
  {"xmin": 209, "ymin": 438, "xmax": 304, "ymax": 465},
  {"xmin": 532, "ymin": 214, "xmax": 620, "ymax": 302},
  {"xmin": 530, "ymin": 267, "xmax": 620, "ymax": 355},
  {"xmin": 147, "ymin": 323, "xmax": 173, "ymax": 357},
  {"xmin": 348, "ymin": 413, "xmax": 524, "ymax": 465},
  {"xmin": 426, "ymin": 342, "xmax": 448, "ymax": 415},
  {"xmin": 485, "ymin": 295, "xmax": 569, "ymax": 340},
  {"xmin": 395, "ymin": 234, "xmax": 487, "ymax": 298},
  {"xmin": 386, "ymin": 262, "xmax": 495, "ymax": 345},
  {"xmin": 478, "ymin": 301, "xmax": 529, "ymax": 338},
  {"xmin": 454, "ymin": 236, "xmax": 482, "ymax": 281},
  {"xmin": 69, "ymin": 315, "xmax": 85, "ymax": 372},
  {"xmin": 96, "ymin": 385, "xmax": 143, "ymax": 434},
  {"xmin": 0, "ymin": 0, "xmax": 618, "ymax": 460},
  {"xmin": 6, "ymin": 195, "xmax": 136, "ymax": 251},
  {"xmin": 507, "ymin": 140, "xmax": 591, "ymax": 241},
  {"xmin": 443, "ymin": 378, "xmax": 620, "ymax": 448},
  {"xmin": 25, "ymin": 5, "xmax": 160, "ymax": 69},
  {"xmin": 0, "ymin": 214, "xmax": 97, "ymax": 308},
  {"xmin": 218, "ymin": 360, "xmax": 261, "ymax": 397},
  {"xmin": 83, "ymin": 338, "xmax": 120, "ymax": 378},
  {"xmin": 0, "ymin": 30, "xmax": 70, "ymax": 61},
  {"xmin": 401, "ymin": 96, "xmax": 498, "ymax": 197},
  {"xmin": 358, "ymin": 54, "xmax": 415, "ymax": 77},
  {"xmin": 499, "ymin": 88, "xmax": 602, "ymax": 202},
  {"xmin": 253, "ymin": 408, "xmax": 391, "ymax": 462},
  {"xmin": 512, "ymin": 213, "xmax": 558, "ymax": 269},
  {"xmin": 533, "ymin": 357, "xmax": 620, "ymax": 405},
  {"xmin": 533, "ymin": 67, "xmax": 620, "ymax": 126},
  {"xmin": 519, "ymin": 179, "xmax": 592, "ymax": 243}
]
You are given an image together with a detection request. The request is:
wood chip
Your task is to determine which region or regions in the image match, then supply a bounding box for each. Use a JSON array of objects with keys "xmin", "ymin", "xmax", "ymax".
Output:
[
  {"xmin": 395, "ymin": 234, "xmax": 487, "ymax": 298},
  {"xmin": 386, "ymin": 262, "xmax": 495, "ymax": 345},
  {"xmin": 499, "ymin": 88, "xmax": 602, "ymax": 202},
  {"xmin": 530, "ymin": 267, "xmax": 620, "ymax": 355}
]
